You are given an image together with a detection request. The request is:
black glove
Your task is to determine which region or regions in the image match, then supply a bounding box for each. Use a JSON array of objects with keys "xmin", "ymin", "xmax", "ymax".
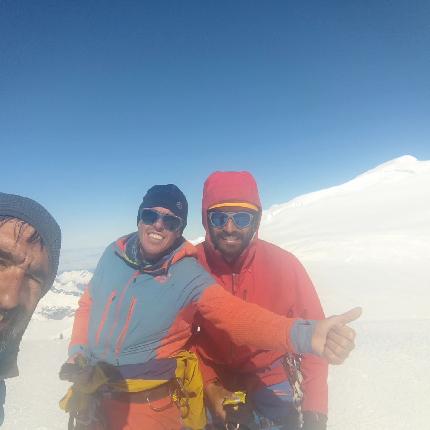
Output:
[
  {"xmin": 302, "ymin": 411, "xmax": 327, "ymax": 430},
  {"xmin": 223, "ymin": 400, "xmax": 254, "ymax": 429}
]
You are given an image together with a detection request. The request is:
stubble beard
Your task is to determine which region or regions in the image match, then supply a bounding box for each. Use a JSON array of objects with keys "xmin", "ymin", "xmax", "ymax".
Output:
[{"xmin": 0, "ymin": 307, "xmax": 31, "ymax": 353}]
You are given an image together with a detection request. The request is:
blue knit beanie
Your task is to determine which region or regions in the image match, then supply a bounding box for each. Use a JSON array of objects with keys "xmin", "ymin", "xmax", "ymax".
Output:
[
  {"xmin": 0, "ymin": 192, "xmax": 61, "ymax": 293},
  {"xmin": 137, "ymin": 184, "xmax": 188, "ymax": 229}
]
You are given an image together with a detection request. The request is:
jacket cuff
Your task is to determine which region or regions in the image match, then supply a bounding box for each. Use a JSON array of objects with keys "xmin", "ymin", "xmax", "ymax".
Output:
[
  {"xmin": 68, "ymin": 343, "xmax": 88, "ymax": 358},
  {"xmin": 290, "ymin": 320, "xmax": 316, "ymax": 354}
]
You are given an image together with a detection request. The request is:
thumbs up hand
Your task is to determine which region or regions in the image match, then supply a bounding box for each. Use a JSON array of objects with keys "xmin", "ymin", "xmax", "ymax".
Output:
[{"xmin": 312, "ymin": 307, "xmax": 362, "ymax": 365}]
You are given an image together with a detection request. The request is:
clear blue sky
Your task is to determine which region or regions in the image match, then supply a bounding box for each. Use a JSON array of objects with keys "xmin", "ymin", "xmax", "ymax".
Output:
[{"xmin": 1, "ymin": 0, "xmax": 429, "ymax": 250}]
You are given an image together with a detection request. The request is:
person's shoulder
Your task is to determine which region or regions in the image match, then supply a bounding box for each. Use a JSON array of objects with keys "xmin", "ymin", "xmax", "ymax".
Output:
[
  {"xmin": 173, "ymin": 242, "xmax": 215, "ymax": 282},
  {"xmin": 181, "ymin": 239, "xmax": 207, "ymax": 265},
  {"xmin": 255, "ymin": 239, "xmax": 304, "ymax": 267},
  {"xmin": 195, "ymin": 240, "xmax": 205, "ymax": 250},
  {"xmin": 97, "ymin": 240, "xmax": 120, "ymax": 261},
  {"xmin": 105, "ymin": 239, "xmax": 119, "ymax": 252},
  {"xmin": 172, "ymin": 254, "xmax": 216, "ymax": 296},
  {"xmin": 256, "ymin": 238, "xmax": 295, "ymax": 258},
  {"xmin": 92, "ymin": 235, "xmax": 131, "ymax": 274},
  {"xmin": 175, "ymin": 252, "xmax": 212, "ymax": 277},
  {"xmin": 194, "ymin": 240, "xmax": 205, "ymax": 255}
]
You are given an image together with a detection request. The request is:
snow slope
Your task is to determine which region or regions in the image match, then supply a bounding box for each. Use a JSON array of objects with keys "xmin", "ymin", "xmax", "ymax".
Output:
[
  {"xmin": 260, "ymin": 155, "xmax": 430, "ymax": 319},
  {"xmin": 3, "ymin": 155, "xmax": 430, "ymax": 429}
]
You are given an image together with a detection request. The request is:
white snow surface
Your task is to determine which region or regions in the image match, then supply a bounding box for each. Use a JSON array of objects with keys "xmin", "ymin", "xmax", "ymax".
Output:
[{"xmin": 3, "ymin": 155, "xmax": 430, "ymax": 429}]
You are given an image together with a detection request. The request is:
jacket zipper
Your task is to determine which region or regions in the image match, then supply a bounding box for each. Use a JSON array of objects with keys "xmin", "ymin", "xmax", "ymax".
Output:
[
  {"xmin": 115, "ymin": 297, "xmax": 137, "ymax": 356},
  {"xmin": 230, "ymin": 273, "xmax": 238, "ymax": 365},
  {"xmin": 95, "ymin": 291, "xmax": 117, "ymax": 345},
  {"xmin": 232, "ymin": 273, "xmax": 238, "ymax": 295},
  {"xmin": 103, "ymin": 271, "xmax": 139, "ymax": 358}
]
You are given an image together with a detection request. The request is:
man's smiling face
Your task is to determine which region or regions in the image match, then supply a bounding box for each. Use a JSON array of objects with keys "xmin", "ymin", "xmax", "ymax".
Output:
[
  {"xmin": 138, "ymin": 207, "xmax": 182, "ymax": 262},
  {"xmin": 0, "ymin": 219, "xmax": 49, "ymax": 352},
  {"xmin": 208, "ymin": 206, "xmax": 258, "ymax": 263}
]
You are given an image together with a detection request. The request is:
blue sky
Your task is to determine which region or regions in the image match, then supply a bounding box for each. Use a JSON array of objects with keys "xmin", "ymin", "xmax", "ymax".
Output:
[{"xmin": 1, "ymin": 0, "xmax": 429, "ymax": 250}]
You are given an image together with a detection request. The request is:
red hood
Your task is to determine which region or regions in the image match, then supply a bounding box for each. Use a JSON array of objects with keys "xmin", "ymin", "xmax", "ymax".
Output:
[
  {"xmin": 202, "ymin": 171, "xmax": 262, "ymax": 227},
  {"xmin": 201, "ymin": 171, "xmax": 262, "ymax": 271}
]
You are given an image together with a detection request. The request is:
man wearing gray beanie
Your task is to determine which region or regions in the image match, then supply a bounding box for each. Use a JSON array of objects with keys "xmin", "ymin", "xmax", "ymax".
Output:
[{"xmin": 0, "ymin": 192, "xmax": 61, "ymax": 426}]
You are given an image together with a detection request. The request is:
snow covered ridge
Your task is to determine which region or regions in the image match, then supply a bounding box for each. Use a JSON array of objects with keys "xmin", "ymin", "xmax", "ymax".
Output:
[
  {"xmin": 259, "ymin": 155, "xmax": 430, "ymax": 320},
  {"xmin": 260, "ymin": 154, "xmax": 430, "ymax": 261},
  {"xmin": 34, "ymin": 270, "xmax": 93, "ymax": 321},
  {"xmin": 262, "ymin": 155, "xmax": 430, "ymax": 214},
  {"xmin": 53, "ymin": 270, "xmax": 93, "ymax": 294}
]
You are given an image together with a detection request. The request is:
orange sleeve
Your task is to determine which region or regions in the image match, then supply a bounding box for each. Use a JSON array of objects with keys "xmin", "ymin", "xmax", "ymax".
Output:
[
  {"xmin": 197, "ymin": 285, "xmax": 298, "ymax": 353},
  {"xmin": 68, "ymin": 286, "xmax": 92, "ymax": 357},
  {"xmin": 189, "ymin": 344, "xmax": 219, "ymax": 385}
]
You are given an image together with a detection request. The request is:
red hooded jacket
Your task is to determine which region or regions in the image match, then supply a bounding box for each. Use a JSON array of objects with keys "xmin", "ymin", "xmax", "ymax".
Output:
[{"xmin": 195, "ymin": 171, "xmax": 328, "ymax": 414}]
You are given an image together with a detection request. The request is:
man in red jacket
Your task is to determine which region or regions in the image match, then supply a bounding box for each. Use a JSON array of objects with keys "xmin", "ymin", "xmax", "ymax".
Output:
[{"xmin": 195, "ymin": 171, "xmax": 331, "ymax": 430}]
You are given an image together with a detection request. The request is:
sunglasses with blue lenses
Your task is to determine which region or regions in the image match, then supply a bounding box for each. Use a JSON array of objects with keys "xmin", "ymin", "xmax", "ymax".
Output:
[
  {"xmin": 208, "ymin": 211, "xmax": 255, "ymax": 229},
  {"xmin": 139, "ymin": 208, "xmax": 183, "ymax": 232}
]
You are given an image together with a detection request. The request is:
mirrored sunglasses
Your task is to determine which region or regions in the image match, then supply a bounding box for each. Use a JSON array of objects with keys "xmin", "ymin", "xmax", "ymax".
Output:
[
  {"xmin": 139, "ymin": 208, "xmax": 183, "ymax": 232},
  {"xmin": 208, "ymin": 211, "xmax": 254, "ymax": 229}
]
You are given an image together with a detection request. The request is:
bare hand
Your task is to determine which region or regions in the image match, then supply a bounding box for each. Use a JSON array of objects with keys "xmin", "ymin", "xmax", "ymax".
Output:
[
  {"xmin": 312, "ymin": 307, "xmax": 362, "ymax": 365},
  {"xmin": 204, "ymin": 381, "xmax": 233, "ymax": 421}
]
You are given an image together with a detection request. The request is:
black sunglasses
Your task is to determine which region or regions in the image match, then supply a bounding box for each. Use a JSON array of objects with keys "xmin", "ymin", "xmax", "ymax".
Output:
[
  {"xmin": 208, "ymin": 211, "xmax": 254, "ymax": 229},
  {"xmin": 139, "ymin": 208, "xmax": 183, "ymax": 232}
]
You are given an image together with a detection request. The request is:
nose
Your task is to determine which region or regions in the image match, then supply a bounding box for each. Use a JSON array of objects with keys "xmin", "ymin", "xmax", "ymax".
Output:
[
  {"xmin": 224, "ymin": 217, "xmax": 236, "ymax": 233},
  {"xmin": 152, "ymin": 217, "xmax": 164, "ymax": 231},
  {"xmin": 0, "ymin": 268, "xmax": 25, "ymax": 310}
]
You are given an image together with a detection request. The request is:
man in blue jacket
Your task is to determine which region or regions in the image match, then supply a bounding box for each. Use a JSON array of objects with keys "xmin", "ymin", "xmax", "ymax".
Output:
[{"xmin": 0, "ymin": 193, "xmax": 61, "ymax": 425}]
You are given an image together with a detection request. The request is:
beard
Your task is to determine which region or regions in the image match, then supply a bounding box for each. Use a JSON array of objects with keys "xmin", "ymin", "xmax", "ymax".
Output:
[{"xmin": 0, "ymin": 306, "xmax": 31, "ymax": 354}]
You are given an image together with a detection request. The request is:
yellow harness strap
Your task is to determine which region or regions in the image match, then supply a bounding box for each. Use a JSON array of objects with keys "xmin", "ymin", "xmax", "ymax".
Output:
[
  {"xmin": 59, "ymin": 359, "xmax": 109, "ymax": 414},
  {"xmin": 173, "ymin": 351, "xmax": 205, "ymax": 429},
  {"xmin": 60, "ymin": 351, "xmax": 206, "ymax": 430}
]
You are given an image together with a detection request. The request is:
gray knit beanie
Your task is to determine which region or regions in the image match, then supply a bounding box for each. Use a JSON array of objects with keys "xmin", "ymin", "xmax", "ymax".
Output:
[{"xmin": 0, "ymin": 192, "xmax": 61, "ymax": 293}]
